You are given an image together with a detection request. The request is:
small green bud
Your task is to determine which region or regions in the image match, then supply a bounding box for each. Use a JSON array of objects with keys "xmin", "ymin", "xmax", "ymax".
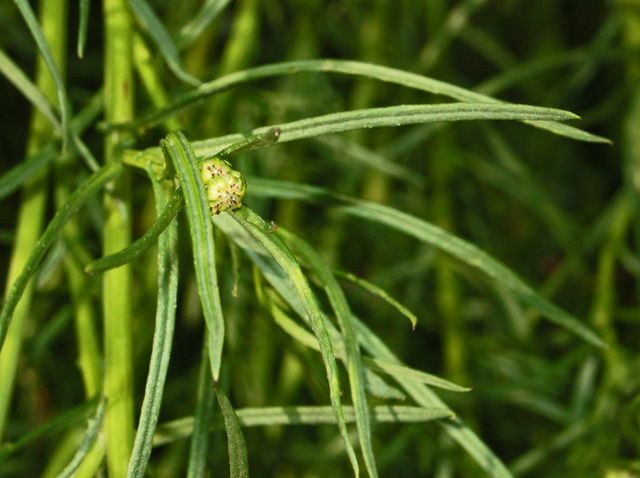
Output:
[{"xmin": 201, "ymin": 157, "xmax": 247, "ymax": 215}]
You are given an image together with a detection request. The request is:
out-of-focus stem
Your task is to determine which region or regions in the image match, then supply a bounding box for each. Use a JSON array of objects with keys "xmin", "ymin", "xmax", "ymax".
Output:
[
  {"xmin": 103, "ymin": 0, "xmax": 135, "ymax": 476},
  {"xmin": 0, "ymin": 0, "xmax": 67, "ymax": 440}
]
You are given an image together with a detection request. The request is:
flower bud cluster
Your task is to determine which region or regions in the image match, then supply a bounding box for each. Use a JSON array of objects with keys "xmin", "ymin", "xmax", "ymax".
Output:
[{"xmin": 200, "ymin": 157, "xmax": 247, "ymax": 215}]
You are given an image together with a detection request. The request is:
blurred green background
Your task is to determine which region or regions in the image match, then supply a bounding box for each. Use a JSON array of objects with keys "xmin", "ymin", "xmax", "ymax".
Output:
[{"xmin": 1, "ymin": 0, "xmax": 639, "ymax": 476}]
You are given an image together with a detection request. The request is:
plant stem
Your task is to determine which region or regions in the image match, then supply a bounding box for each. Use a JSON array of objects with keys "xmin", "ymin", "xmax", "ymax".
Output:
[
  {"xmin": 0, "ymin": 0, "xmax": 67, "ymax": 440},
  {"xmin": 103, "ymin": 0, "xmax": 135, "ymax": 475}
]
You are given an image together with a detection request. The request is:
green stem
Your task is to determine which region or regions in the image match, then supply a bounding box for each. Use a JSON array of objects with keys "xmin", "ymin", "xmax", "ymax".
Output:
[
  {"xmin": 103, "ymin": 0, "xmax": 135, "ymax": 475},
  {"xmin": 0, "ymin": 0, "xmax": 67, "ymax": 439}
]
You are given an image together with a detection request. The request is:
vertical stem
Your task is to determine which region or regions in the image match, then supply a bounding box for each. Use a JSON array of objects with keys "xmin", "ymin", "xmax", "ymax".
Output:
[
  {"xmin": 103, "ymin": 0, "xmax": 135, "ymax": 475},
  {"xmin": 0, "ymin": 0, "xmax": 67, "ymax": 440}
]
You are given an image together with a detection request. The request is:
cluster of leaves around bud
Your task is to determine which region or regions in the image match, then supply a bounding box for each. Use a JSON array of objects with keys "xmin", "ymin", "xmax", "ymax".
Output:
[{"xmin": 200, "ymin": 157, "xmax": 247, "ymax": 215}]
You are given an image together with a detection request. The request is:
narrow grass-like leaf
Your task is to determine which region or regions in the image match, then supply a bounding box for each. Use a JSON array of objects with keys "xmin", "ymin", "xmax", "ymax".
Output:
[
  {"xmin": 365, "ymin": 358, "xmax": 471, "ymax": 392},
  {"xmin": 0, "ymin": 49, "xmax": 101, "ymax": 171},
  {"xmin": 113, "ymin": 59, "xmax": 602, "ymax": 144},
  {"xmin": 177, "ymin": 0, "xmax": 233, "ymax": 48},
  {"xmin": 189, "ymin": 103, "xmax": 580, "ymax": 159},
  {"xmin": 0, "ymin": 161, "xmax": 123, "ymax": 350},
  {"xmin": 187, "ymin": 343, "xmax": 216, "ymax": 478},
  {"xmin": 130, "ymin": 102, "xmax": 585, "ymax": 170},
  {"xmin": 354, "ymin": 319, "xmax": 514, "ymax": 478},
  {"xmin": 0, "ymin": 144, "xmax": 56, "ymax": 200},
  {"xmin": 0, "ymin": 48, "xmax": 60, "ymax": 129},
  {"xmin": 13, "ymin": 0, "xmax": 72, "ymax": 149},
  {"xmin": 86, "ymin": 190, "xmax": 183, "ymax": 274},
  {"xmin": 246, "ymin": 178, "xmax": 605, "ymax": 348},
  {"xmin": 77, "ymin": 0, "xmax": 89, "ymax": 58},
  {"xmin": 263, "ymin": 290, "xmax": 405, "ymax": 401},
  {"xmin": 127, "ymin": 176, "xmax": 179, "ymax": 478},
  {"xmin": 127, "ymin": 0, "xmax": 200, "ymax": 85},
  {"xmin": 56, "ymin": 399, "xmax": 106, "ymax": 478},
  {"xmin": 280, "ymin": 229, "xmax": 378, "ymax": 478},
  {"xmin": 0, "ymin": 399, "xmax": 96, "ymax": 461},
  {"xmin": 228, "ymin": 207, "xmax": 360, "ymax": 476},
  {"xmin": 214, "ymin": 386, "xmax": 249, "ymax": 478},
  {"xmin": 215, "ymin": 210, "xmax": 508, "ymax": 477},
  {"xmin": 160, "ymin": 132, "xmax": 224, "ymax": 380},
  {"xmin": 316, "ymin": 136, "xmax": 423, "ymax": 187},
  {"xmin": 335, "ymin": 270, "xmax": 417, "ymax": 329},
  {"xmin": 154, "ymin": 405, "xmax": 452, "ymax": 446}
]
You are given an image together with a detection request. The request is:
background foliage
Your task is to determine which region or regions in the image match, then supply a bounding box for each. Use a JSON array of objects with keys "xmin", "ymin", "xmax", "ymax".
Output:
[{"xmin": 0, "ymin": 0, "xmax": 638, "ymax": 477}]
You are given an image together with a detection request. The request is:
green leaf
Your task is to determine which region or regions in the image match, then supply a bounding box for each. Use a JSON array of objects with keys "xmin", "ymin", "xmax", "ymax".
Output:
[
  {"xmin": 0, "ymin": 145, "xmax": 57, "ymax": 201},
  {"xmin": 190, "ymin": 103, "xmax": 581, "ymax": 159},
  {"xmin": 246, "ymin": 178, "xmax": 605, "ymax": 348},
  {"xmin": 226, "ymin": 207, "xmax": 360, "ymax": 476},
  {"xmin": 187, "ymin": 343, "xmax": 216, "ymax": 478},
  {"xmin": 85, "ymin": 189, "xmax": 183, "ymax": 274},
  {"xmin": 56, "ymin": 399, "xmax": 106, "ymax": 478},
  {"xmin": 0, "ymin": 47, "xmax": 60, "ymax": 129},
  {"xmin": 215, "ymin": 209, "xmax": 506, "ymax": 477},
  {"xmin": 316, "ymin": 136, "xmax": 423, "ymax": 187},
  {"xmin": 128, "ymin": 0, "xmax": 200, "ymax": 85},
  {"xmin": 177, "ymin": 0, "xmax": 233, "ymax": 48},
  {"xmin": 280, "ymin": 229, "xmax": 378, "ymax": 478},
  {"xmin": 214, "ymin": 386, "xmax": 249, "ymax": 478},
  {"xmin": 160, "ymin": 132, "xmax": 224, "ymax": 380},
  {"xmin": 355, "ymin": 319, "xmax": 514, "ymax": 478},
  {"xmin": 365, "ymin": 358, "xmax": 471, "ymax": 393},
  {"xmin": 77, "ymin": 0, "xmax": 89, "ymax": 58},
  {"xmin": 13, "ymin": 0, "xmax": 72, "ymax": 149},
  {"xmin": 153, "ymin": 405, "xmax": 452, "ymax": 446},
  {"xmin": 335, "ymin": 270, "xmax": 418, "ymax": 329},
  {"xmin": 0, "ymin": 162, "xmax": 123, "ymax": 351},
  {"xmin": 0, "ymin": 399, "xmax": 97, "ymax": 461},
  {"xmin": 117, "ymin": 59, "xmax": 605, "ymax": 143},
  {"xmin": 127, "ymin": 175, "xmax": 179, "ymax": 478},
  {"xmin": 262, "ymin": 290, "xmax": 406, "ymax": 401}
]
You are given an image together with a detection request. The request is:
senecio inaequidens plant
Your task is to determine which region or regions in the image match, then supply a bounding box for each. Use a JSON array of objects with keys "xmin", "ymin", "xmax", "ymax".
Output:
[{"xmin": 2, "ymin": 1, "xmax": 635, "ymax": 477}]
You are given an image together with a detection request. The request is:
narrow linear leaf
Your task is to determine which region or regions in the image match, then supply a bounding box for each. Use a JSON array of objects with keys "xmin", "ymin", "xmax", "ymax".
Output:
[
  {"xmin": 214, "ymin": 386, "xmax": 249, "ymax": 478},
  {"xmin": 0, "ymin": 46, "xmax": 101, "ymax": 172},
  {"xmin": 216, "ymin": 207, "xmax": 509, "ymax": 477},
  {"xmin": 13, "ymin": 0, "xmax": 72, "ymax": 148},
  {"xmin": 0, "ymin": 161, "xmax": 123, "ymax": 351},
  {"xmin": 56, "ymin": 399, "xmax": 106, "ymax": 478},
  {"xmin": 128, "ymin": 0, "xmax": 200, "ymax": 85},
  {"xmin": 365, "ymin": 358, "xmax": 471, "ymax": 393},
  {"xmin": 0, "ymin": 399, "xmax": 97, "ymax": 461},
  {"xmin": 77, "ymin": 0, "xmax": 89, "ymax": 58},
  {"xmin": 86, "ymin": 189, "xmax": 183, "ymax": 274},
  {"xmin": 0, "ymin": 47, "xmax": 60, "ymax": 129},
  {"xmin": 127, "ymin": 176, "xmax": 179, "ymax": 478},
  {"xmin": 0, "ymin": 145, "xmax": 57, "ymax": 200},
  {"xmin": 280, "ymin": 229, "xmax": 378, "ymax": 478},
  {"xmin": 355, "ymin": 319, "xmax": 514, "ymax": 478},
  {"xmin": 178, "ymin": 0, "xmax": 233, "ymax": 48},
  {"xmin": 228, "ymin": 207, "xmax": 360, "ymax": 476},
  {"xmin": 263, "ymin": 290, "xmax": 405, "ymax": 402},
  {"xmin": 153, "ymin": 405, "xmax": 452, "ymax": 446},
  {"xmin": 316, "ymin": 136, "xmax": 423, "ymax": 187},
  {"xmin": 335, "ymin": 270, "xmax": 417, "ymax": 329},
  {"xmin": 160, "ymin": 132, "xmax": 224, "ymax": 380},
  {"xmin": 187, "ymin": 344, "xmax": 216, "ymax": 478},
  {"xmin": 190, "ymin": 103, "xmax": 580, "ymax": 159},
  {"xmin": 116, "ymin": 59, "xmax": 604, "ymax": 143},
  {"xmin": 246, "ymin": 178, "xmax": 605, "ymax": 348}
]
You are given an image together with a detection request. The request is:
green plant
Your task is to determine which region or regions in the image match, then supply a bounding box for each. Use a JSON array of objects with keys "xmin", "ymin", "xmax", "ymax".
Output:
[{"xmin": 0, "ymin": 1, "xmax": 637, "ymax": 477}]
